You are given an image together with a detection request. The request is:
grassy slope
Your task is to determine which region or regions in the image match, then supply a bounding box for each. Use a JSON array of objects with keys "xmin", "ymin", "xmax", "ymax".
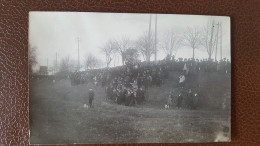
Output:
[
  {"xmin": 29, "ymin": 72, "xmax": 231, "ymax": 144},
  {"xmin": 148, "ymin": 71, "xmax": 231, "ymax": 110}
]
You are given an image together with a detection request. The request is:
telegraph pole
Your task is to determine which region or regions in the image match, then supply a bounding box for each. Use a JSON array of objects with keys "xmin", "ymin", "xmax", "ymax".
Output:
[
  {"xmin": 215, "ymin": 22, "xmax": 219, "ymax": 61},
  {"xmin": 209, "ymin": 20, "xmax": 215, "ymax": 59},
  {"xmin": 77, "ymin": 37, "xmax": 80, "ymax": 71},
  {"xmin": 47, "ymin": 58, "xmax": 48, "ymax": 75},
  {"xmin": 147, "ymin": 14, "xmax": 152, "ymax": 62},
  {"xmin": 55, "ymin": 52, "xmax": 58, "ymax": 73},
  {"xmin": 220, "ymin": 23, "xmax": 223, "ymax": 60},
  {"xmin": 155, "ymin": 14, "xmax": 158, "ymax": 61}
]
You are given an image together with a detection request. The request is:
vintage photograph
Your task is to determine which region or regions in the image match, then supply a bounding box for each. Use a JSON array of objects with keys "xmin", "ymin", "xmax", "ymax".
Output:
[{"xmin": 29, "ymin": 12, "xmax": 231, "ymax": 144}]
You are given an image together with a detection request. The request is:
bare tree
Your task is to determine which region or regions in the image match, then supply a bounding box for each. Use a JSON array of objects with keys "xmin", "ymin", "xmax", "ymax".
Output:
[
  {"xmin": 201, "ymin": 19, "xmax": 218, "ymax": 60},
  {"xmin": 59, "ymin": 56, "xmax": 71, "ymax": 72},
  {"xmin": 29, "ymin": 46, "xmax": 37, "ymax": 74},
  {"xmin": 84, "ymin": 53, "xmax": 101, "ymax": 70},
  {"xmin": 124, "ymin": 48, "xmax": 139, "ymax": 65},
  {"xmin": 57, "ymin": 56, "xmax": 73, "ymax": 78},
  {"xmin": 100, "ymin": 40, "xmax": 116, "ymax": 67},
  {"xmin": 113, "ymin": 36, "xmax": 132, "ymax": 65},
  {"xmin": 161, "ymin": 30, "xmax": 183, "ymax": 57},
  {"xmin": 184, "ymin": 27, "xmax": 201, "ymax": 59},
  {"xmin": 135, "ymin": 31, "xmax": 156, "ymax": 62}
]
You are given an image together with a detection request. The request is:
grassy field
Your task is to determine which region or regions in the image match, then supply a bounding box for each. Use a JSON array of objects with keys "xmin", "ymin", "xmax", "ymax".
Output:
[{"xmin": 29, "ymin": 72, "xmax": 231, "ymax": 144}]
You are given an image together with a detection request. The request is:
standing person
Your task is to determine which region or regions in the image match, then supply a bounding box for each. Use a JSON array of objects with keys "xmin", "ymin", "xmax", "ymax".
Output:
[
  {"xmin": 192, "ymin": 93, "xmax": 199, "ymax": 109},
  {"xmin": 165, "ymin": 91, "xmax": 174, "ymax": 109},
  {"xmin": 137, "ymin": 74, "xmax": 142, "ymax": 89},
  {"xmin": 88, "ymin": 89, "xmax": 95, "ymax": 108},
  {"xmin": 183, "ymin": 63, "xmax": 189, "ymax": 75},
  {"xmin": 136, "ymin": 87, "xmax": 145, "ymax": 103},
  {"xmin": 129, "ymin": 91, "xmax": 137, "ymax": 106},
  {"xmin": 167, "ymin": 90, "xmax": 174, "ymax": 108},
  {"xmin": 187, "ymin": 89, "xmax": 193, "ymax": 109},
  {"xmin": 177, "ymin": 93, "xmax": 183, "ymax": 109},
  {"xmin": 179, "ymin": 75, "xmax": 185, "ymax": 88}
]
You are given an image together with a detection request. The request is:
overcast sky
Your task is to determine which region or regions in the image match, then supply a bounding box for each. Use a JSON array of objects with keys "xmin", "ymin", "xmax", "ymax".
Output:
[{"xmin": 29, "ymin": 12, "xmax": 230, "ymax": 69}]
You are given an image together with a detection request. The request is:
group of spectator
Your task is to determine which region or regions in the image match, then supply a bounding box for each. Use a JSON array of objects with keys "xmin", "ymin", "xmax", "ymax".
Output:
[{"xmin": 70, "ymin": 56, "xmax": 231, "ymax": 107}]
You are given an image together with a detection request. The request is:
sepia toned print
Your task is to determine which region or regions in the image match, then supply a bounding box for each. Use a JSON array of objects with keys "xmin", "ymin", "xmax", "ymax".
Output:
[{"xmin": 29, "ymin": 12, "xmax": 231, "ymax": 144}]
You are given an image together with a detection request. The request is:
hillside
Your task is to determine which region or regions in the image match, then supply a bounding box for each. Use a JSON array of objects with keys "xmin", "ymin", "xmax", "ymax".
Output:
[
  {"xmin": 29, "ymin": 71, "xmax": 231, "ymax": 144},
  {"xmin": 147, "ymin": 71, "xmax": 231, "ymax": 110}
]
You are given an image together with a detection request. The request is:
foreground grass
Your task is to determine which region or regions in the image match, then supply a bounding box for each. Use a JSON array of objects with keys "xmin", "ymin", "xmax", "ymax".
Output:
[{"xmin": 29, "ymin": 72, "xmax": 231, "ymax": 144}]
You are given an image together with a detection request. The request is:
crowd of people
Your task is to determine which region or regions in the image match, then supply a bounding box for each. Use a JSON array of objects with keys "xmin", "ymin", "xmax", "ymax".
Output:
[{"xmin": 70, "ymin": 56, "xmax": 231, "ymax": 108}]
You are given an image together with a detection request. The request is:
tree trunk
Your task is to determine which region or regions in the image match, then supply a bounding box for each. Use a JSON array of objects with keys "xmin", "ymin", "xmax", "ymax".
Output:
[
  {"xmin": 193, "ymin": 47, "xmax": 195, "ymax": 59},
  {"xmin": 121, "ymin": 55, "xmax": 124, "ymax": 65}
]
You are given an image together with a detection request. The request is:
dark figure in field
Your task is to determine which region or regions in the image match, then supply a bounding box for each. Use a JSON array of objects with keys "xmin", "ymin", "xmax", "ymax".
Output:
[
  {"xmin": 187, "ymin": 89, "xmax": 193, "ymax": 109},
  {"xmin": 192, "ymin": 93, "xmax": 199, "ymax": 109},
  {"xmin": 124, "ymin": 90, "xmax": 131, "ymax": 106},
  {"xmin": 136, "ymin": 88, "xmax": 145, "ymax": 103},
  {"xmin": 165, "ymin": 91, "xmax": 174, "ymax": 108},
  {"xmin": 117, "ymin": 88, "xmax": 127, "ymax": 104},
  {"xmin": 129, "ymin": 91, "xmax": 137, "ymax": 106},
  {"xmin": 105, "ymin": 85, "xmax": 113, "ymax": 100},
  {"xmin": 177, "ymin": 93, "xmax": 183, "ymax": 109},
  {"xmin": 137, "ymin": 75, "xmax": 142, "ymax": 89},
  {"xmin": 125, "ymin": 90, "xmax": 135, "ymax": 106},
  {"xmin": 88, "ymin": 89, "xmax": 95, "ymax": 108}
]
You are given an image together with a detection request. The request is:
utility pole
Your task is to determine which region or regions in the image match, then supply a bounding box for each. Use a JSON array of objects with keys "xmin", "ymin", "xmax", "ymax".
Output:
[
  {"xmin": 215, "ymin": 22, "xmax": 219, "ymax": 61},
  {"xmin": 55, "ymin": 52, "xmax": 58, "ymax": 73},
  {"xmin": 154, "ymin": 14, "xmax": 158, "ymax": 61},
  {"xmin": 209, "ymin": 20, "xmax": 215, "ymax": 59},
  {"xmin": 77, "ymin": 37, "xmax": 80, "ymax": 71},
  {"xmin": 114, "ymin": 54, "xmax": 116, "ymax": 67},
  {"xmin": 220, "ymin": 23, "xmax": 223, "ymax": 60},
  {"xmin": 47, "ymin": 58, "xmax": 48, "ymax": 75},
  {"xmin": 147, "ymin": 14, "xmax": 152, "ymax": 62}
]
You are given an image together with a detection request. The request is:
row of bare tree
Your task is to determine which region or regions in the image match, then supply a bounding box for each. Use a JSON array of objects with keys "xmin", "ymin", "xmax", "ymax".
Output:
[
  {"xmin": 100, "ymin": 19, "xmax": 223, "ymax": 68},
  {"xmin": 182, "ymin": 19, "xmax": 223, "ymax": 61},
  {"xmin": 29, "ymin": 19, "xmax": 223, "ymax": 75},
  {"xmin": 59, "ymin": 54, "xmax": 103, "ymax": 73}
]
